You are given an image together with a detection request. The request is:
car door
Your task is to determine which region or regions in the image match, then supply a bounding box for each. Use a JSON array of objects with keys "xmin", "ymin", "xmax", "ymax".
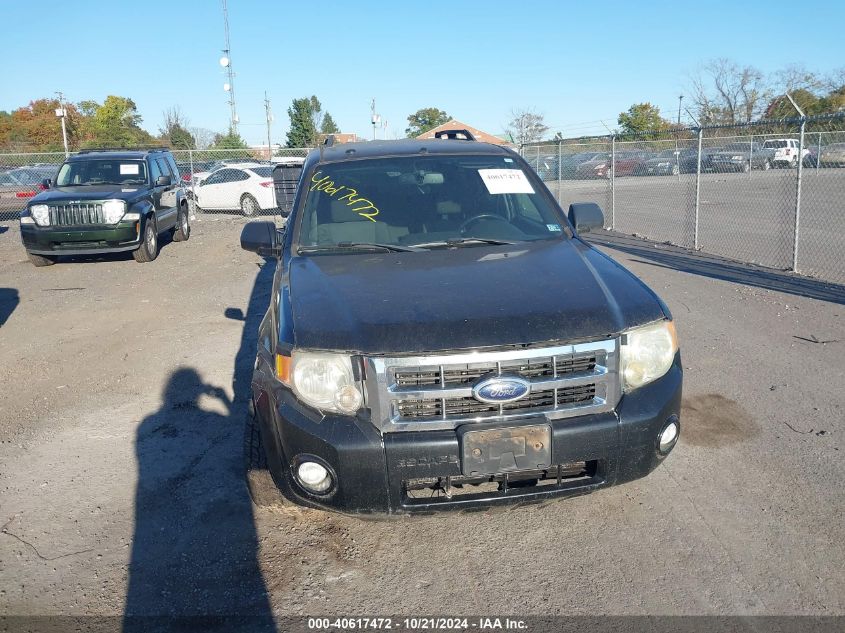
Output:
[
  {"xmin": 196, "ymin": 169, "xmax": 233, "ymax": 210},
  {"xmin": 148, "ymin": 158, "xmax": 166, "ymax": 223},
  {"xmin": 155, "ymin": 157, "xmax": 178, "ymax": 230}
]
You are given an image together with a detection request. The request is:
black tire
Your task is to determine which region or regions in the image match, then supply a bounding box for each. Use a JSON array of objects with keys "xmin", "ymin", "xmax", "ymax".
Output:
[
  {"xmin": 172, "ymin": 203, "xmax": 190, "ymax": 242},
  {"xmin": 132, "ymin": 216, "xmax": 159, "ymax": 263},
  {"xmin": 244, "ymin": 405, "xmax": 286, "ymax": 508},
  {"xmin": 27, "ymin": 252, "xmax": 56, "ymax": 267},
  {"xmin": 240, "ymin": 194, "xmax": 259, "ymax": 217}
]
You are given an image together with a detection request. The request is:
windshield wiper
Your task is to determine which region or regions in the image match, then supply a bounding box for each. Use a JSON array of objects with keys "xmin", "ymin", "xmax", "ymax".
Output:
[
  {"xmin": 413, "ymin": 237, "xmax": 517, "ymax": 249},
  {"xmin": 298, "ymin": 242, "xmax": 421, "ymax": 254}
]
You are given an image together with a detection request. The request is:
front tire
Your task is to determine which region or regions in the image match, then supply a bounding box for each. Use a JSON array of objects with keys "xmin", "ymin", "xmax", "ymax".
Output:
[
  {"xmin": 240, "ymin": 194, "xmax": 259, "ymax": 217},
  {"xmin": 172, "ymin": 203, "xmax": 190, "ymax": 242},
  {"xmin": 27, "ymin": 252, "xmax": 56, "ymax": 267},
  {"xmin": 132, "ymin": 217, "xmax": 159, "ymax": 263}
]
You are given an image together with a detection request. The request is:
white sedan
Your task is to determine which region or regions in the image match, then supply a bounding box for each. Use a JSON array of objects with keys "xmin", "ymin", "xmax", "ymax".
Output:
[{"xmin": 192, "ymin": 163, "xmax": 276, "ymax": 216}]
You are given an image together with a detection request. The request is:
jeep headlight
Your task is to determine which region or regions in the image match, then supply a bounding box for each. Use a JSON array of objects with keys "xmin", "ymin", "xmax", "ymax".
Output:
[
  {"xmin": 102, "ymin": 199, "xmax": 126, "ymax": 224},
  {"xmin": 286, "ymin": 351, "xmax": 363, "ymax": 415},
  {"xmin": 30, "ymin": 204, "xmax": 50, "ymax": 226},
  {"xmin": 620, "ymin": 320, "xmax": 678, "ymax": 392}
]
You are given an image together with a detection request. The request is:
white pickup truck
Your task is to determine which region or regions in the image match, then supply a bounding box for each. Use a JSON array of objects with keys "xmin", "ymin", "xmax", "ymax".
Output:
[{"xmin": 762, "ymin": 139, "xmax": 810, "ymax": 168}]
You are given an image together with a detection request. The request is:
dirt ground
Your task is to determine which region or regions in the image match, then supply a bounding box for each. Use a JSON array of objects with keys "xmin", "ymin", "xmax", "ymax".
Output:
[{"xmin": 0, "ymin": 216, "xmax": 843, "ymax": 621}]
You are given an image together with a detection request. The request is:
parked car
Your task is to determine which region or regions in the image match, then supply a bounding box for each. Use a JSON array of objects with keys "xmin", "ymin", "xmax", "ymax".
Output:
[
  {"xmin": 575, "ymin": 153, "xmax": 612, "ymax": 179},
  {"xmin": 816, "ymin": 143, "xmax": 845, "ymax": 167},
  {"xmin": 761, "ymin": 138, "xmax": 809, "ymax": 168},
  {"xmin": 635, "ymin": 149, "xmax": 698, "ymax": 175},
  {"xmin": 176, "ymin": 160, "xmax": 217, "ymax": 184},
  {"xmin": 18, "ymin": 149, "xmax": 190, "ymax": 267},
  {"xmin": 238, "ymin": 131, "xmax": 682, "ymax": 514},
  {"xmin": 560, "ymin": 152, "xmax": 603, "ymax": 178},
  {"xmin": 192, "ymin": 163, "xmax": 276, "ymax": 215},
  {"xmin": 610, "ymin": 151, "xmax": 652, "ymax": 177},
  {"xmin": 0, "ymin": 168, "xmax": 55, "ymax": 214},
  {"xmin": 706, "ymin": 142, "xmax": 774, "ymax": 173}
]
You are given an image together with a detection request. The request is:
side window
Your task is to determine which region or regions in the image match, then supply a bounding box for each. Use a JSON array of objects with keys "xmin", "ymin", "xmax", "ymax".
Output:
[
  {"xmin": 165, "ymin": 155, "xmax": 180, "ymax": 179},
  {"xmin": 156, "ymin": 158, "xmax": 171, "ymax": 181},
  {"xmin": 149, "ymin": 158, "xmax": 162, "ymax": 183},
  {"xmin": 204, "ymin": 169, "xmax": 229, "ymax": 185},
  {"xmin": 229, "ymin": 169, "xmax": 249, "ymax": 182},
  {"xmin": 510, "ymin": 193, "xmax": 543, "ymax": 223}
]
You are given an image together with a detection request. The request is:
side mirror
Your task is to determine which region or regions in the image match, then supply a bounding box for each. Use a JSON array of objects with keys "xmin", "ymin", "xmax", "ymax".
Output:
[
  {"xmin": 41, "ymin": 178, "xmax": 51, "ymax": 190},
  {"xmin": 568, "ymin": 202, "xmax": 604, "ymax": 234},
  {"xmin": 240, "ymin": 221, "xmax": 282, "ymax": 257},
  {"xmin": 156, "ymin": 175, "xmax": 172, "ymax": 186}
]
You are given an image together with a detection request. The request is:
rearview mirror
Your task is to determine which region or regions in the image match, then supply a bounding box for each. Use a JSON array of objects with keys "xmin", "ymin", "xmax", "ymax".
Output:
[
  {"xmin": 568, "ymin": 202, "xmax": 605, "ymax": 234},
  {"xmin": 240, "ymin": 221, "xmax": 282, "ymax": 257}
]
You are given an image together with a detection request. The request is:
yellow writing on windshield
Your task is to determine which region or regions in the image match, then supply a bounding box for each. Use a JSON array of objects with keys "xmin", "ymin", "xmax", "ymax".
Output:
[{"xmin": 310, "ymin": 171, "xmax": 380, "ymax": 222}]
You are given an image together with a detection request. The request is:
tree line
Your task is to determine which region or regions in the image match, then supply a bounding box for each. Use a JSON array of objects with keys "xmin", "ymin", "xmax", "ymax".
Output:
[{"xmin": 0, "ymin": 96, "xmax": 252, "ymax": 152}]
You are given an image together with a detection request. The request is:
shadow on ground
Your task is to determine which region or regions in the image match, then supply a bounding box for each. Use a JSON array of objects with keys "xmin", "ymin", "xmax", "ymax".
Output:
[
  {"xmin": 0, "ymin": 288, "xmax": 19, "ymax": 327},
  {"xmin": 123, "ymin": 256, "xmax": 276, "ymax": 632},
  {"xmin": 588, "ymin": 232, "xmax": 845, "ymax": 305}
]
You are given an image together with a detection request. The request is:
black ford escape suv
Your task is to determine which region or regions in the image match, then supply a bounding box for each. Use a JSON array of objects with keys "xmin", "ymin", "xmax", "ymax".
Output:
[
  {"xmin": 19, "ymin": 148, "xmax": 190, "ymax": 266},
  {"xmin": 241, "ymin": 131, "xmax": 682, "ymax": 514}
]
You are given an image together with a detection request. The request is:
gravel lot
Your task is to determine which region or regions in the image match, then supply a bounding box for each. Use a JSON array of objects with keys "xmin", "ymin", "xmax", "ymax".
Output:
[{"xmin": 0, "ymin": 216, "xmax": 843, "ymax": 621}]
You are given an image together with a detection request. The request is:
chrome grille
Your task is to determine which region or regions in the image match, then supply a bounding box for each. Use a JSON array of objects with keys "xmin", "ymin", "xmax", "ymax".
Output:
[
  {"xmin": 364, "ymin": 340, "xmax": 619, "ymax": 432},
  {"xmin": 48, "ymin": 203, "xmax": 105, "ymax": 226}
]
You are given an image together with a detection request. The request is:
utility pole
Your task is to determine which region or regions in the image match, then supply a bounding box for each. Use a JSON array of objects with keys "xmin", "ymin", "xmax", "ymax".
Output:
[
  {"xmin": 55, "ymin": 91, "xmax": 69, "ymax": 157},
  {"xmin": 370, "ymin": 99, "xmax": 381, "ymax": 140},
  {"xmin": 264, "ymin": 92, "xmax": 273, "ymax": 160},
  {"xmin": 221, "ymin": 0, "xmax": 238, "ymax": 134}
]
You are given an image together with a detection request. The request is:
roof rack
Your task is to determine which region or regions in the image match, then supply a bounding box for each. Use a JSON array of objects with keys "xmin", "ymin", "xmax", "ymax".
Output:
[
  {"xmin": 433, "ymin": 129, "xmax": 476, "ymax": 141},
  {"xmin": 76, "ymin": 147, "xmax": 170, "ymax": 154}
]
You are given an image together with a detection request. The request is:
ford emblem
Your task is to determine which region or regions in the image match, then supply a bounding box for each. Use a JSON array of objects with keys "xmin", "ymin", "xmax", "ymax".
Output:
[{"xmin": 472, "ymin": 375, "xmax": 531, "ymax": 404}]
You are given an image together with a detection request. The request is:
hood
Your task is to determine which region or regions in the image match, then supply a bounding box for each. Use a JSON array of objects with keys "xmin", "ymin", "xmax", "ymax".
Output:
[
  {"xmin": 30, "ymin": 185, "xmax": 146, "ymax": 205},
  {"xmin": 288, "ymin": 239, "xmax": 668, "ymax": 354}
]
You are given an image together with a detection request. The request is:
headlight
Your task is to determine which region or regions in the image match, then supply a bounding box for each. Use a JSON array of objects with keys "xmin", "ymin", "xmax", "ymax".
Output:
[
  {"xmin": 102, "ymin": 199, "xmax": 126, "ymax": 224},
  {"xmin": 620, "ymin": 320, "xmax": 678, "ymax": 392},
  {"xmin": 30, "ymin": 204, "xmax": 50, "ymax": 226},
  {"xmin": 731, "ymin": 155, "xmax": 743, "ymax": 160},
  {"xmin": 657, "ymin": 162, "xmax": 669, "ymax": 167},
  {"xmin": 289, "ymin": 351, "xmax": 363, "ymax": 415}
]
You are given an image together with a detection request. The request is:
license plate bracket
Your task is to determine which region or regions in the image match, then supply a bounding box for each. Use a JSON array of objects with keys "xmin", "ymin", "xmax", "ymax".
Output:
[{"xmin": 460, "ymin": 424, "xmax": 551, "ymax": 476}]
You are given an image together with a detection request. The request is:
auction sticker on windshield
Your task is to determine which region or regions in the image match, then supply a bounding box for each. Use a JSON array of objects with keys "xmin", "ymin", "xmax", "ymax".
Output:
[
  {"xmin": 119, "ymin": 164, "xmax": 140, "ymax": 175},
  {"xmin": 478, "ymin": 169, "xmax": 534, "ymax": 194}
]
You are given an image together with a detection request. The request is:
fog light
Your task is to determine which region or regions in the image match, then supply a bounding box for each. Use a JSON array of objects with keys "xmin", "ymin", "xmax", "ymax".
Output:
[
  {"xmin": 658, "ymin": 419, "xmax": 679, "ymax": 454},
  {"xmin": 296, "ymin": 460, "xmax": 333, "ymax": 494}
]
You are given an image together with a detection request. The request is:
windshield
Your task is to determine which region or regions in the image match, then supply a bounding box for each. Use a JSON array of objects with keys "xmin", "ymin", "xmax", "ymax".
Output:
[
  {"xmin": 55, "ymin": 159, "xmax": 148, "ymax": 186},
  {"xmin": 723, "ymin": 143, "xmax": 749, "ymax": 151},
  {"xmin": 763, "ymin": 140, "xmax": 788, "ymax": 148},
  {"xmin": 296, "ymin": 154, "xmax": 567, "ymax": 251}
]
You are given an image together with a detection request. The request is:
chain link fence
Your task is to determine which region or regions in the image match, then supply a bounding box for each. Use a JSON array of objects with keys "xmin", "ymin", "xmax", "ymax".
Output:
[
  {"xmin": 0, "ymin": 147, "xmax": 311, "ymax": 221},
  {"xmin": 525, "ymin": 112, "xmax": 845, "ymax": 284}
]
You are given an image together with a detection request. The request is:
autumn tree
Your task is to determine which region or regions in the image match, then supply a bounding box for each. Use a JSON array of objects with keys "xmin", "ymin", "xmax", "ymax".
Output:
[
  {"xmin": 79, "ymin": 96, "xmax": 155, "ymax": 148},
  {"xmin": 689, "ymin": 58, "xmax": 769, "ymax": 124},
  {"xmin": 405, "ymin": 107, "xmax": 450, "ymax": 137}
]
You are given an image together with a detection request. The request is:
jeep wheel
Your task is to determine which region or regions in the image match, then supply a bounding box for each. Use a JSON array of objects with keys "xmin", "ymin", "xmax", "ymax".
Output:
[
  {"xmin": 172, "ymin": 203, "xmax": 190, "ymax": 242},
  {"xmin": 27, "ymin": 252, "xmax": 56, "ymax": 267},
  {"xmin": 133, "ymin": 217, "xmax": 159, "ymax": 263},
  {"xmin": 240, "ymin": 194, "xmax": 259, "ymax": 217}
]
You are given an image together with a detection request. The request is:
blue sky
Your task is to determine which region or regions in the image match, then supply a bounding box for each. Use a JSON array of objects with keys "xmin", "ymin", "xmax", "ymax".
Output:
[{"xmin": 3, "ymin": 0, "xmax": 843, "ymax": 145}]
